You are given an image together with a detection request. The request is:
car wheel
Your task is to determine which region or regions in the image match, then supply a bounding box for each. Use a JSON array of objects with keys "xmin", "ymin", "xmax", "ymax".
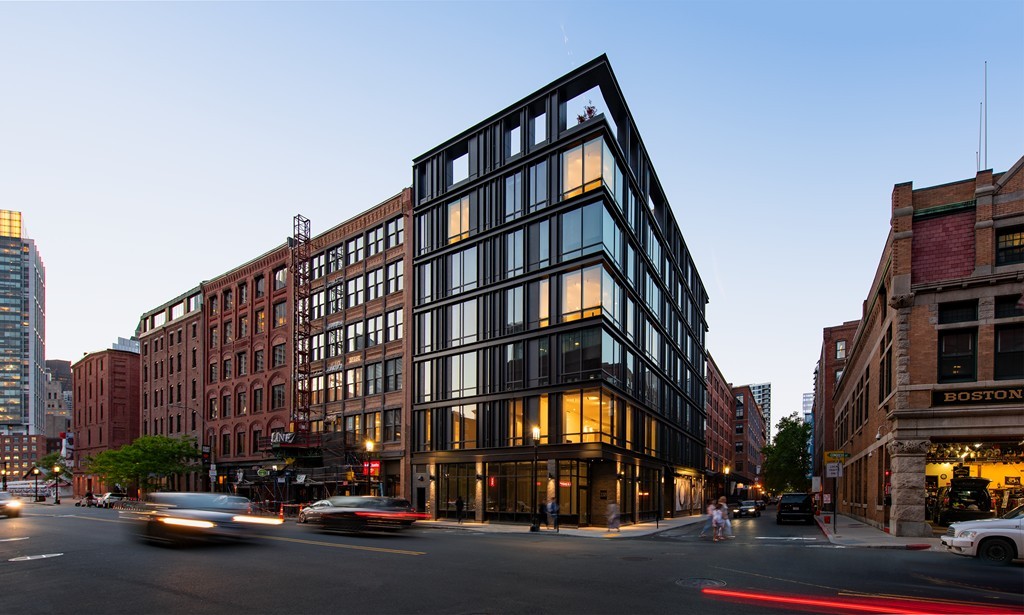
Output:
[{"xmin": 978, "ymin": 538, "xmax": 1016, "ymax": 564}]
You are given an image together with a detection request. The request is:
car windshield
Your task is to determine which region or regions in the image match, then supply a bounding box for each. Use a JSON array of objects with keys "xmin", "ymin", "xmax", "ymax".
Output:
[
  {"xmin": 780, "ymin": 494, "xmax": 808, "ymax": 503},
  {"xmin": 741, "ymin": 501, "xmax": 756, "ymax": 506},
  {"xmin": 999, "ymin": 504, "xmax": 1024, "ymax": 519}
]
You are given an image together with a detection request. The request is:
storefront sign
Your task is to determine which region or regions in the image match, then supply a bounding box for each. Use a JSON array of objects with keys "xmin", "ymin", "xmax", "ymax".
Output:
[
  {"xmin": 1006, "ymin": 476, "xmax": 1021, "ymax": 486},
  {"xmin": 932, "ymin": 386, "xmax": 1023, "ymax": 406}
]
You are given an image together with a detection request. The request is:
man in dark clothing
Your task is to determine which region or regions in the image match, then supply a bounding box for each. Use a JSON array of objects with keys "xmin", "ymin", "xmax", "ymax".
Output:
[{"xmin": 455, "ymin": 495, "xmax": 465, "ymax": 523}]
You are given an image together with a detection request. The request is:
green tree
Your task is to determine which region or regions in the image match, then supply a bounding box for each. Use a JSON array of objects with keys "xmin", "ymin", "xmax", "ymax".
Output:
[
  {"xmin": 37, "ymin": 452, "xmax": 73, "ymax": 481},
  {"xmin": 85, "ymin": 435, "xmax": 201, "ymax": 493},
  {"xmin": 761, "ymin": 413, "xmax": 812, "ymax": 494}
]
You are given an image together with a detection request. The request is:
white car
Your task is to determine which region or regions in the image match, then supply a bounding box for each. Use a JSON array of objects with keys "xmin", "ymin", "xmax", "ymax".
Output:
[{"xmin": 940, "ymin": 504, "xmax": 1023, "ymax": 564}]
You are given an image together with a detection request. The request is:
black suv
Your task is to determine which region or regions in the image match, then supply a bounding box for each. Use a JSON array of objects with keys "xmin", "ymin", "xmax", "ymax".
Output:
[
  {"xmin": 932, "ymin": 477, "xmax": 994, "ymax": 526},
  {"xmin": 776, "ymin": 493, "xmax": 814, "ymax": 524}
]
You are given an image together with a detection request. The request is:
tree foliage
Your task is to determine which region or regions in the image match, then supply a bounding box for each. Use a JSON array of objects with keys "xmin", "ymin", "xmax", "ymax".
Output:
[
  {"xmin": 37, "ymin": 452, "xmax": 73, "ymax": 481},
  {"xmin": 84, "ymin": 435, "xmax": 200, "ymax": 493},
  {"xmin": 761, "ymin": 413, "xmax": 812, "ymax": 494}
]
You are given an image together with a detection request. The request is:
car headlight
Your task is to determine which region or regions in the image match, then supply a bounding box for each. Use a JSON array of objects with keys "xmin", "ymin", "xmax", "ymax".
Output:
[
  {"xmin": 159, "ymin": 517, "xmax": 216, "ymax": 529},
  {"xmin": 957, "ymin": 530, "xmax": 977, "ymax": 540},
  {"xmin": 6, "ymin": 500, "xmax": 22, "ymax": 509},
  {"xmin": 232, "ymin": 515, "xmax": 284, "ymax": 525}
]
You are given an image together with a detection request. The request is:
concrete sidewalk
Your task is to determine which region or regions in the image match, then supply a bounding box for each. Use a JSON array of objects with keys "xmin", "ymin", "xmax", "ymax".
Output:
[
  {"xmin": 814, "ymin": 513, "xmax": 943, "ymax": 550},
  {"xmin": 417, "ymin": 513, "xmax": 705, "ymax": 538}
]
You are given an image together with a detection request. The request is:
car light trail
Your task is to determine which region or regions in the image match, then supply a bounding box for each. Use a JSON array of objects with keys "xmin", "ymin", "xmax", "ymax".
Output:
[
  {"xmin": 702, "ymin": 588, "xmax": 1022, "ymax": 614},
  {"xmin": 159, "ymin": 517, "xmax": 216, "ymax": 529},
  {"xmin": 232, "ymin": 515, "xmax": 285, "ymax": 525}
]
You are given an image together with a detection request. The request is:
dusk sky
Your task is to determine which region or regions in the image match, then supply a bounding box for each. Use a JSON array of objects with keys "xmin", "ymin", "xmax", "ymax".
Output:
[{"xmin": 3, "ymin": 1, "xmax": 1021, "ymax": 437}]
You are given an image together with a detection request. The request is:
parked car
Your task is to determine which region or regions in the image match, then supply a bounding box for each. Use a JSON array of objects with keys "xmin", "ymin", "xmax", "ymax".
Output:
[
  {"xmin": 297, "ymin": 499, "xmax": 335, "ymax": 524},
  {"xmin": 131, "ymin": 492, "xmax": 283, "ymax": 545},
  {"xmin": 776, "ymin": 493, "xmax": 814, "ymax": 524},
  {"xmin": 940, "ymin": 504, "xmax": 1023, "ymax": 565},
  {"xmin": 0, "ymin": 492, "xmax": 23, "ymax": 517},
  {"xmin": 315, "ymin": 496, "xmax": 428, "ymax": 533},
  {"xmin": 98, "ymin": 492, "xmax": 127, "ymax": 508},
  {"xmin": 736, "ymin": 500, "xmax": 760, "ymax": 518},
  {"xmin": 755, "ymin": 499, "xmax": 766, "ymax": 511},
  {"xmin": 932, "ymin": 478, "xmax": 995, "ymax": 526},
  {"xmin": 76, "ymin": 493, "xmax": 99, "ymax": 507}
]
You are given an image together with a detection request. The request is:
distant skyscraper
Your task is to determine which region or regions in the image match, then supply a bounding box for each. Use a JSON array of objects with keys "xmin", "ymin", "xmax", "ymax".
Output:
[
  {"xmin": 0, "ymin": 211, "xmax": 46, "ymax": 436},
  {"xmin": 802, "ymin": 392, "xmax": 813, "ymax": 421},
  {"xmin": 750, "ymin": 382, "xmax": 772, "ymax": 433}
]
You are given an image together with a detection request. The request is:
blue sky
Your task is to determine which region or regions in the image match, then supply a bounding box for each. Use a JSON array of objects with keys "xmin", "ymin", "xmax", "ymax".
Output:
[{"xmin": 3, "ymin": 1, "xmax": 1021, "ymax": 437}]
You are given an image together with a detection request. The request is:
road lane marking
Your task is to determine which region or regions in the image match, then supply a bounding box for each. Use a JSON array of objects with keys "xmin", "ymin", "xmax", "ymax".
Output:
[
  {"xmin": 0, "ymin": 537, "xmax": 30, "ymax": 542},
  {"xmin": 262, "ymin": 534, "xmax": 426, "ymax": 556},
  {"xmin": 9, "ymin": 553, "xmax": 63, "ymax": 561},
  {"xmin": 755, "ymin": 537, "xmax": 818, "ymax": 541}
]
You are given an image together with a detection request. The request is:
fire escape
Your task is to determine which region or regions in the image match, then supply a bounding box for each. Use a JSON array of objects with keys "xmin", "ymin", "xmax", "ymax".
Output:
[{"xmin": 270, "ymin": 214, "xmax": 321, "ymax": 459}]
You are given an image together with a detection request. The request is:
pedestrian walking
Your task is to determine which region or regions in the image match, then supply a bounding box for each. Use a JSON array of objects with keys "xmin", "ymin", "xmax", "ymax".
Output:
[
  {"xmin": 455, "ymin": 495, "xmax": 465, "ymax": 524},
  {"xmin": 547, "ymin": 498, "xmax": 560, "ymax": 533},
  {"xmin": 717, "ymin": 496, "xmax": 735, "ymax": 538},
  {"xmin": 712, "ymin": 502, "xmax": 725, "ymax": 542},
  {"xmin": 606, "ymin": 501, "xmax": 620, "ymax": 532},
  {"xmin": 699, "ymin": 498, "xmax": 717, "ymax": 538}
]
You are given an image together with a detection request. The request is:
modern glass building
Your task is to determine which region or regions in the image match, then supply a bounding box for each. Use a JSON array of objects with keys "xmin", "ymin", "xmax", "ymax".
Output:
[
  {"xmin": 410, "ymin": 56, "xmax": 709, "ymax": 526},
  {"xmin": 0, "ymin": 210, "xmax": 46, "ymax": 436}
]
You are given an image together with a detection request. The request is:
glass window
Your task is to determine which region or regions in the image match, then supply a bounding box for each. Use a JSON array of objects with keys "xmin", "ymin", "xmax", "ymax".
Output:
[
  {"xmin": 239, "ymin": 314, "xmax": 249, "ymax": 338},
  {"xmin": 835, "ymin": 340, "xmax": 846, "ymax": 360},
  {"xmin": 367, "ymin": 226, "xmax": 384, "ymax": 257},
  {"xmin": 238, "ymin": 282, "xmax": 248, "ymax": 304},
  {"xmin": 505, "ymin": 172, "xmax": 523, "ymax": 221},
  {"xmin": 505, "ymin": 342, "xmax": 524, "ymax": 389},
  {"xmin": 561, "ymin": 328, "xmax": 601, "ymax": 381},
  {"xmin": 447, "ymin": 246, "xmax": 477, "ymax": 295},
  {"xmin": 938, "ymin": 329, "xmax": 976, "ymax": 383},
  {"xmin": 386, "ymin": 308, "xmax": 403, "ymax": 341},
  {"xmin": 527, "ymin": 220, "xmax": 549, "ymax": 272},
  {"xmin": 347, "ymin": 277, "xmax": 365, "ymax": 307},
  {"xmin": 386, "ymin": 260, "xmax": 404, "ymax": 294},
  {"xmin": 366, "ymin": 362, "xmax": 383, "ymax": 395},
  {"xmin": 271, "ymin": 384, "xmax": 286, "ymax": 409},
  {"xmin": 527, "ymin": 161, "xmax": 548, "ymax": 214},
  {"xmin": 366, "ymin": 315, "xmax": 383, "ymax": 347},
  {"xmin": 561, "ymin": 202, "xmax": 604, "ymax": 261},
  {"xmin": 995, "ymin": 295, "xmax": 1024, "ymax": 319},
  {"xmin": 994, "ymin": 324, "xmax": 1023, "ymax": 380},
  {"xmin": 347, "ymin": 236, "xmax": 365, "ymax": 265},
  {"xmin": 346, "ymin": 368, "xmax": 363, "ymax": 398},
  {"xmin": 505, "ymin": 287, "xmax": 524, "ymax": 334},
  {"xmin": 448, "ymin": 352, "xmax": 478, "ymax": 398},
  {"xmin": 273, "ymin": 301, "xmax": 287, "ymax": 328},
  {"xmin": 507, "ymin": 229, "xmax": 524, "ymax": 278},
  {"xmin": 273, "ymin": 267, "xmax": 287, "ymax": 291},
  {"xmin": 939, "ymin": 300, "xmax": 977, "ymax": 324},
  {"xmin": 450, "ymin": 151, "xmax": 469, "ymax": 185},
  {"xmin": 346, "ymin": 322, "xmax": 365, "ymax": 352},
  {"xmin": 385, "ymin": 358, "xmax": 403, "ymax": 392},
  {"xmin": 448, "ymin": 299, "xmax": 478, "ymax": 347},
  {"xmin": 561, "ymin": 265, "xmax": 603, "ymax": 322},
  {"xmin": 366, "ymin": 268, "xmax": 384, "ymax": 302},
  {"xmin": 447, "ymin": 196, "xmax": 470, "ymax": 244},
  {"xmin": 386, "ymin": 216, "xmax": 405, "ymax": 247},
  {"xmin": 256, "ymin": 308, "xmax": 266, "ymax": 334},
  {"xmin": 272, "ymin": 343, "xmax": 286, "ymax": 368},
  {"xmin": 561, "ymin": 137, "xmax": 606, "ymax": 200},
  {"xmin": 996, "ymin": 226, "xmax": 1023, "ymax": 265},
  {"xmin": 254, "ymin": 349, "xmax": 265, "ymax": 372},
  {"xmin": 255, "ymin": 275, "xmax": 265, "ymax": 298}
]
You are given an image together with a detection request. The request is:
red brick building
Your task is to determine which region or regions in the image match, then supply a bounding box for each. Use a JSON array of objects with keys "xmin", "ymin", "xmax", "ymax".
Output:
[
  {"xmin": 832, "ymin": 156, "xmax": 1024, "ymax": 536},
  {"xmin": 139, "ymin": 287, "xmax": 205, "ymax": 490},
  {"xmin": 201, "ymin": 245, "xmax": 293, "ymax": 493},
  {"xmin": 730, "ymin": 384, "xmax": 766, "ymax": 500},
  {"xmin": 812, "ymin": 319, "xmax": 859, "ymax": 509},
  {"xmin": 705, "ymin": 354, "xmax": 733, "ymax": 501},
  {"xmin": 71, "ymin": 348, "xmax": 140, "ymax": 496}
]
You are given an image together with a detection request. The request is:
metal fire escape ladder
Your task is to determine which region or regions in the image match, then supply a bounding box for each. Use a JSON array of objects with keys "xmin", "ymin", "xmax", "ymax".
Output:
[{"xmin": 290, "ymin": 214, "xmax": 315, "ymax": 448}]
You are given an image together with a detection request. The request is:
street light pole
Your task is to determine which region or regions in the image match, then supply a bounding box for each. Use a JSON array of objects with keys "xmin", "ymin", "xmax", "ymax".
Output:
[
  {"xmin": 530, "ymin": 426, "xmax": 540, "ymax": 532},
  {"xmin": 53, "ymin": 465, "xmax": 62, "ymax": 504},
  {"xmin": 365, "ymin": 440, "xmax": 376, "ymax": 496},
  {"xmin": 32, "ymin": 467, "xmax": 40, "ymax": 502}
]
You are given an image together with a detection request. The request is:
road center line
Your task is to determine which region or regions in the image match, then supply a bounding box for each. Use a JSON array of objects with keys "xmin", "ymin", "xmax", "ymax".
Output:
[{"xmin": 262, "ymin": 534, "xmax": 426, "ymax": 556}]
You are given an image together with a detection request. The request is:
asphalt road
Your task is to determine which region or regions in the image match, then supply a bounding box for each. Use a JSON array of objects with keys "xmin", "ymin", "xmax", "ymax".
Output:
[{"xmin": 2, "ymin": 506, "xmax": 1021, "ymax": 614}]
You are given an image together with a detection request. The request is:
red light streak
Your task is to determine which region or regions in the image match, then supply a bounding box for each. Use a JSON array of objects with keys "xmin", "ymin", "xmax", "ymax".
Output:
[{"xmin": 701, "ymin": 588, "xmax": 1020, "ymax": 615}]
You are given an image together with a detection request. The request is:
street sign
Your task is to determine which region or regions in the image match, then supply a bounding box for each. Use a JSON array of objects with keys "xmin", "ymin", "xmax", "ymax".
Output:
[
  {"xmin": 826, "ymin": 462, "xmax": 843, "ymax": 478},
  {"xmin": 825, "ymin": 450, "xmax": 851, "ymax": 460},
  {"xmin": 256, "ymin": 469, "xmax": 269, "ymax": 477}
]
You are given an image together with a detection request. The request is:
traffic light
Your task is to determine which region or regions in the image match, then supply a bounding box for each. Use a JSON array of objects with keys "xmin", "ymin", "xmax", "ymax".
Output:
[{"xmin": 201, "ymin": 449, "xmax": 211, "ymax": 465}]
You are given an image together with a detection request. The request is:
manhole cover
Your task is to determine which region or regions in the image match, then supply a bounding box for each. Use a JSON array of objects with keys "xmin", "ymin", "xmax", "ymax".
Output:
[
  {"xmin": 621, "ymin": 556, "xmax": 651, "ymax": 561},
  {"xmin": 676, "ymin": 578, "xmax": 727, "ymax": 589}
]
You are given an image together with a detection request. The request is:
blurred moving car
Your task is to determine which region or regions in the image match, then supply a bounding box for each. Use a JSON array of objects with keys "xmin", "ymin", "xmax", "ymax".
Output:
[
  {"xmin": 940, "ymin": 504, "xmax": 1023, "ymax": 565},
  {"xmin": 98, "ymin": 492, "xmax": 127, "ymax": 508},
  {"xmin": 932, "ymin": 477, "xmax": 995, "ymax": 526},
  {"xmin": 315, "ymin": 496, "xmax": 428, "ymax": 533},
  {"xmin": 0, "ymin": 492, "xmax": 23, "ymax": 517},
  {"xmin": 132, "ymin": 492, "xmax": 283, "ymax": 545},
  {"xmin": 297, "ymin": 499, "xmax": 335, "ymax": 524},
  {"xmin": 776, "ymin": 493, "xmax": 814, "ymax": 524},
  {"xmin": 736, "ymin": 500, "xmax": 761, "ymax": 518}
]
